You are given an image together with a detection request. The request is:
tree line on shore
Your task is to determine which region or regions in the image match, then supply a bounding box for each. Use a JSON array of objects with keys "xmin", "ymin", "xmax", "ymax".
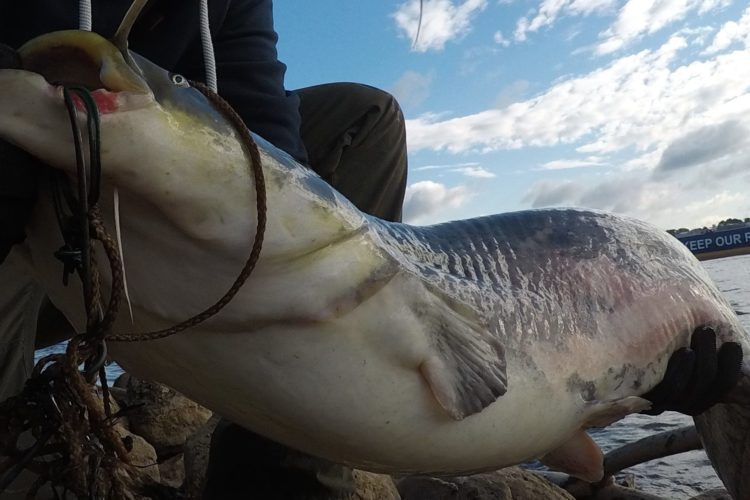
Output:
[{"xmin": 667, "ymin": 218, "xmax": 750, "ymax": 236}]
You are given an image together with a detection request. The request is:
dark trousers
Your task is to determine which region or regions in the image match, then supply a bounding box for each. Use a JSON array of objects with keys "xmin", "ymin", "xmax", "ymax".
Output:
[
  {"xmin": 298, "ymin": 83, "xmax": 407, "ymax": 223},
  {"xmin": 202, "ymin": 83, "xmax": 408, "ymax": 499}
]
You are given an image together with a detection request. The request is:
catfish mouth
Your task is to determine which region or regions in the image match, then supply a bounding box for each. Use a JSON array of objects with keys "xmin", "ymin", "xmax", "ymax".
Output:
[{"xmin": 17, "ymin": 30, "xmax": 153, "ymax": 113}]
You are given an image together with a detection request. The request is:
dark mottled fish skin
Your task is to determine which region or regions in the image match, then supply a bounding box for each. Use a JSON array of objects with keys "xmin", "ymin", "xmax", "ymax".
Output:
[
  {"xmin": 371, "ymin": 208, "xmax": 721, "ymax": 348},
  {"xmin": 372, "ymin": 208, "xmax": 750, "ymax": 498}
]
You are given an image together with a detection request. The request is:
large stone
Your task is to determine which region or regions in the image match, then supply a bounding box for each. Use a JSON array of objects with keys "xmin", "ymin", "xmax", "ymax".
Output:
[
  {"xmin": 183, "ymin": 414, "xmax": 221, "ymax": 500},
  {"xmin": 349, "ymin": 470, "xmax": 400, "ymax": 499},
  {"xmin": 398, "ymin": 468, "xmax": 575, "ymax": 500},
  {"xmin": 124, "ymin": 377, "xmax": 212, "ymax": 454},
  {"xmin": 114, "ymin": 424, "xmax": 160, "ymax": 484},
  {"xmin": 158, "ymin": 453, "xmax": 185, "ymax": 489}
]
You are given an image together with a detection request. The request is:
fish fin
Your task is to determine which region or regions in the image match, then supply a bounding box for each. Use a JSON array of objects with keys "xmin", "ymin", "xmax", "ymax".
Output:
[
  {"xmin": 540, "ymin": 430, "xmax": 604, "ymax": 482},
  {"xmin": 419, "ymin": 293, "xmax": 507, "ymax": 421},
  {"xmin": 583, "ymin": 396, "xmax": 651, "ymax": 428}
]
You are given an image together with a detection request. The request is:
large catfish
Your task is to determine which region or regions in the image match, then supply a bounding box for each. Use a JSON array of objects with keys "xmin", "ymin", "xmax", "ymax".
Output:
[{"xmin": 0, "ymin": 28, "xmax": 749, "ymax": 497}]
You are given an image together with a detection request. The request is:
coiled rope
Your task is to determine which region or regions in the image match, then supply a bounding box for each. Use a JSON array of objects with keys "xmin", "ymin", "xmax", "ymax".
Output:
[{"xmin": 0, "ymin": 80, "xmax": 266, "ymax": 498}]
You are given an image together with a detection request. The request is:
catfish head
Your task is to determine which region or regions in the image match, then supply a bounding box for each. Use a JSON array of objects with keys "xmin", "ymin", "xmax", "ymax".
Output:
[
  {"xmin": 0, "ymin": 27, "xmax": 257, "ymax": 241},
  {"xmin": 0, "ymin": 25, "xmax": 367, "ymax": 332}
]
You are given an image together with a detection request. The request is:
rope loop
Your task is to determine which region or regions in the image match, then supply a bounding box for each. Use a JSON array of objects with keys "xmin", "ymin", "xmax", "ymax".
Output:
[{"xmin": 0, "ymin": 79, "xmax": 267, "ymax": 497}]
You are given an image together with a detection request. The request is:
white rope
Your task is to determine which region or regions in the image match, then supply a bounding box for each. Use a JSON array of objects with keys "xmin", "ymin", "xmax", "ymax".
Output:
[
  {"xmin": 78, "ymin": 0, "xmax": 92, "ymax": 31},
  {"xmin": 199, "ymin": 0, "xmax": 218, "ymax": 93},
  {"xmin": 114, "ymin": 189, "xmax": 135, "ymax": 324}
]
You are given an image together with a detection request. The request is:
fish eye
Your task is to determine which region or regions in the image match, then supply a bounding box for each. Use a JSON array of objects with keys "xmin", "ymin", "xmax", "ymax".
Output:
[{"xmin": 170, "ymin": 73, "xmax": 189, "ymax": 87}]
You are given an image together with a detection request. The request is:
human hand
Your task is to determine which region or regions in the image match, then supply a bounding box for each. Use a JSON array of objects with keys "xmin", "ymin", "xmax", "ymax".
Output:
[{"xmin": 641, "ymin": 326, "xmax": 743, "ymax": 416}]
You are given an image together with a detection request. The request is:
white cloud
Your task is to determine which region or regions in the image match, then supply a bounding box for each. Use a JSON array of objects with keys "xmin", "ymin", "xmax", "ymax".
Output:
[
  {"xmin": 393, "ymin": 0, "xmax": 488, "ymax": 52},
  {"xmin": 403, "ymin": 181, "xmax": 472, "ymax": 223},
  {"xmin": 494, "ymin": 80, "xmax": 530, "ymax": 108},
  {"xmin": 511, "ymin": 0, "xmax": 730, "ymax": 51},
  {"xmin": 539, "ymin": 157, "xmax": 607, "ymax": 170},
  {"xmin": 515, "ymin": 0, "xmax": 617, "ymax": 42},
  {"xmin": 704, "ymin": 5, "xmax": 750, "ymax": 54},
  {"xmin": 453, "ymin": 166, "xmax": 496, "ymax": 177},
  {"xmin": 655, "ymin": 120, "xmax": 750, "ymax": 175},
  {"xmin": 405, "ymin": 34, "xmax": 750, "ymax": 167},
  {"xmin": 391, "ymin": 70, "xmax": 434, "ymax": 109},
  {"xmin": 523, "ymin": 174, "xmax": 748, "ymax": 229},
  {"xmin": 412, "ymin": 162, "xmax": 496, "ymax": 179},
  {"xmin": 596, "ymin": 0, "xmax": 731, "ymax": 55},
  {"xmin": 415, "ymin": 161, "xmax": 481, "ymax": 171},
  {"xmin": 494, "ymin": 30, "xmax": 511, "ymax": 47}
]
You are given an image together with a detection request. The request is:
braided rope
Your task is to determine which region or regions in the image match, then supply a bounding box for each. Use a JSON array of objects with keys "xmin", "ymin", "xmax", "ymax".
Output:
[{"xmin": 107, "ymin": 81, "xmax": 266, "ymax": 342}]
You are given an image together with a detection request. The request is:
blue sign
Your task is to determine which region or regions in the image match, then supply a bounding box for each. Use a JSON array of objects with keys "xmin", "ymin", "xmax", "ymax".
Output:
[{"xmin": 677, "ymin": 228, "xmax": 750, "ymax": 254}]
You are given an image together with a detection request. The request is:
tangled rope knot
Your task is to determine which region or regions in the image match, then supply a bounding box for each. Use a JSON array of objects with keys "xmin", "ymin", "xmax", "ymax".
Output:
[{"xmin": 0, "ymin": 81, "xmax": 266, "ymax": 498}]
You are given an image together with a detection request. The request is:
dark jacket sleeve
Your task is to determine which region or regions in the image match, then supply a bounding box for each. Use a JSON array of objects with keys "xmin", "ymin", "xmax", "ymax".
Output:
[
  {"xmin": 0, "ymin": 0, "xmax": 309, "ymax": 165},
  {"xmin": 201, "ymin": 0, "xmax": 309, "ymax": 164}
]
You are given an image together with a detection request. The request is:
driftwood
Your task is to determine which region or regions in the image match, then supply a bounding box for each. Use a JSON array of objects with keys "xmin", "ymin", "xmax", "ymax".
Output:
[
  {"xmin": 539, "ymin": 425, "xmax": 713, "ymax": 500},
  {"xmin": 603, "ymin": 425, "xmax": 702, "ymax": 477}
]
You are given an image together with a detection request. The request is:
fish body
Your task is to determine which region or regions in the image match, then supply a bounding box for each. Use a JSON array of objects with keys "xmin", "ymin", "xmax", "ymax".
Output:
[{"xmin": 1, "ymin": 30, "xmax": 749, "ymax": 495}]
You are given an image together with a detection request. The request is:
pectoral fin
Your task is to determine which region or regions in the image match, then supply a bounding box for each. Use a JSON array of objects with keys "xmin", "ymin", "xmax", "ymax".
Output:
[
  {"xmin": 541, "ymin": 430, "xmax": 604, "ymax": 483},
  {"xmin": 584, "ymin": 396, "xmax": 651, "ymax": 428},
  {"xmin": 419, "ymin": 292, "xmax": 507, "ymax": 421}
]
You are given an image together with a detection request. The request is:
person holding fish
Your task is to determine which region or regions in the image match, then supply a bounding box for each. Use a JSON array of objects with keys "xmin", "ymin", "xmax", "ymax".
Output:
[{"xmin": 0, "ymin": 0, "xmax": 744, "ymax": 498}]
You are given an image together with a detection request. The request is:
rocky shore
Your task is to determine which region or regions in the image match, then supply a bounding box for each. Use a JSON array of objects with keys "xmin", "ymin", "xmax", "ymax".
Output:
[{"xmin": 108, "ymin": 374, "xmax": 730, "ymax": 500}]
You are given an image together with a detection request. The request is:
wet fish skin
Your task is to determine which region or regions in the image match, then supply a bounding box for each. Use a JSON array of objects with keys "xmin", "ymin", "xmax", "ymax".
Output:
[{"xmin": 0, "ymin": 30, "xmax": 749, "ymax": 497}]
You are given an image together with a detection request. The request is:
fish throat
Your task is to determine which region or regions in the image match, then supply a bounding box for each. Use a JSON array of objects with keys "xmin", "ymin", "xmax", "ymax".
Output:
[{"xmin": 0, "ymin": 70, "xmax": 268, "ymax": 498}]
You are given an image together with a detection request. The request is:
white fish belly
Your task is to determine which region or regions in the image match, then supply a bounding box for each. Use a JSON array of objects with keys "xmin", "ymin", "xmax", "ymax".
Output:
[{"xmin": 109, "ymin": 291, "xmax": 584, "ymax": 475}]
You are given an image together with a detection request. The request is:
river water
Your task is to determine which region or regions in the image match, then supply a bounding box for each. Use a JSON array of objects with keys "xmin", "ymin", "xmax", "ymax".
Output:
[
  {"xmin": 36, "ymin": 254, "xmax": 750, "ymax": 498},
  {"xmin": 585, "ymin": 254, "xmax": 750, "ymax": 498}
]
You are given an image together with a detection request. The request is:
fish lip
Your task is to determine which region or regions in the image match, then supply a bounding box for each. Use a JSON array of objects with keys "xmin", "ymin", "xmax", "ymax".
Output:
[
  {"xmin": 18, "ymin": 30, "xmax": 152, "ymax": 98},
  {"xmin": 56, "ymin": 86, "xmax": 155, "ymax": 115},
  {"xmin": 2, "ymin": 68, "xmax": 154, "ymax": 115}
]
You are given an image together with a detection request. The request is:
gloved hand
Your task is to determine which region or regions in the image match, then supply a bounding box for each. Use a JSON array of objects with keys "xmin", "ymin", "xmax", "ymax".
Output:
[
  {"xmin": 642, "ymin": 326, "xmax": 743, "ymax": 416},
  {"xmin": 0, "ymin": 140, "xmax": 40, "ymax": 264}
]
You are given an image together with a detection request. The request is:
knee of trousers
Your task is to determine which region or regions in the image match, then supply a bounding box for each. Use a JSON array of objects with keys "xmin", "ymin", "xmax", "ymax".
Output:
[
  {"xmin": 329, "ymin": 83, "xmax": 406, "ymax": 136},
  {"xmin": 362, "ymin": 84, "xmax": 406, "ymax": 134}
]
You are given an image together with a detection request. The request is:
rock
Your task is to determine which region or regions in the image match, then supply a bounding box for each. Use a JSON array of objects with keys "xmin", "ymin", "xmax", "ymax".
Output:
[
  {"xmin": 93, "ymin": 385, "xmax": 129, "ymax": 430},
  {"xmin": 398, "ymin": 467, "xmax": 574, "ymax": 500},
  {"xmin": 114, "ymin": 424, "xmax": 160, "ymax": 484},
  {"xmin": 113, "ymin": 372, "xmax": 131, "ymax": 389},
  {"xmin": 398, "ymin": 476, "xmax": 458, "ymax": 499},
  {"xmin": 92, "ymin": 385, "xmax": 122, "ymax": 415},
  {"xmin": 124, "ymin": 377, "xmax": 212, "ymax": 454},
  {"xmin": 350, "ymin": 470, "xmax": 400, "ymax": 499},
  {"xmin": 158, "ymin": 453, "xmax": 185, "ymax": 489},
  {"xmin": 689, "ymin": 489, "xmax": 732, "ymax": 500},
  {"xmin": 183, "ymin": 414, "xmax": 221, "ymax": 500}
]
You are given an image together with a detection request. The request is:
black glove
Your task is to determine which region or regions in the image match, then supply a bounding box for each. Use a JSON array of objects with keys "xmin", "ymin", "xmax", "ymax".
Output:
[
  {"xmin": 642, "ymin": 326, "xmax": 743, "ymax": 416},
  {"xmin": 0, "ymin": 140, "xmax": 40, "ymax": 264}
]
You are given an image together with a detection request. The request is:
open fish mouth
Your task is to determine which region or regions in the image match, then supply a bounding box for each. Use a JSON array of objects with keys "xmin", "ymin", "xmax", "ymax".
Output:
[{"xmin": 16, "ymin": 30, "xmax": 153, "ymax": 114}]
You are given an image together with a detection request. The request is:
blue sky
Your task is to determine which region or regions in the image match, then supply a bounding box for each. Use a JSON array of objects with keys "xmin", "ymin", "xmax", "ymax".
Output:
[{"xmin": 274, "ymin": 1, "xmax": 750, "ymax": 229}]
